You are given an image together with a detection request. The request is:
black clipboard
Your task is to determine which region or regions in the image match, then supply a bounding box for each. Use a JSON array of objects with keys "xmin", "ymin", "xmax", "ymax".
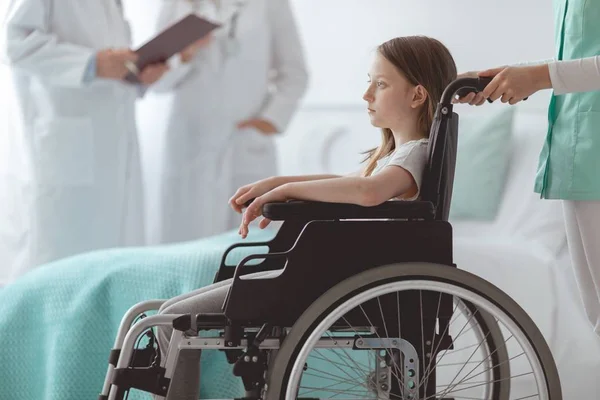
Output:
[{"xmin": 124, "ymin": 14, "xmax": 221, "ymax": 83}]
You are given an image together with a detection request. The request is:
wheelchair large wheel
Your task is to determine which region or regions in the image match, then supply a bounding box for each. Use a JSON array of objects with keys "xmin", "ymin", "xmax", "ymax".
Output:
[{"xmin": 265, "ymin": 262, "xmax": 561, "ymax": 400}]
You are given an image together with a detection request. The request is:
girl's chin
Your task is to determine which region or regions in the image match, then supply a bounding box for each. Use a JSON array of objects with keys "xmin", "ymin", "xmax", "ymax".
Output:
[{"xmin": 368, "ymin": 115, "xmax": 383, "ymax": 127}]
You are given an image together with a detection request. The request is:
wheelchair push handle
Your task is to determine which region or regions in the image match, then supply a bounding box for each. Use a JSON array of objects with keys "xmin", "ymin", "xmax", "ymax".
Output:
[
  {"xmin": 454, "ymin": 76, "xmax": 493, "ymax": 100},
  {"xmin": 450, "ymin": 76, "xmax": 528, "ymax": 104}
]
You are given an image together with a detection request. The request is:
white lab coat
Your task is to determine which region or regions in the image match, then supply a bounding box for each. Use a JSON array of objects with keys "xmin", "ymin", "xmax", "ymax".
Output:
[
  {"xmin": 0, "ymin": 0, "xmax": 145, "ymax": 279},
  {"xmin": 143, "ymin": 0, "xmax": 308, "ymax": 244}
]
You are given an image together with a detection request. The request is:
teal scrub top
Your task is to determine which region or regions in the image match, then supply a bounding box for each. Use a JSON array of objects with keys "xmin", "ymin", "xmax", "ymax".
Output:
[{"xmin": 535, "ymin": 0, "xmax": 600, "ymax": 200}]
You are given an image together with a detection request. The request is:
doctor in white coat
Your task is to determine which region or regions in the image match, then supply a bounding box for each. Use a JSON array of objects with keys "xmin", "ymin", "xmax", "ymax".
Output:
[
  {"xmin": 145, "ymin": 0, "xmax": 309, "ymax": 243},
  {"xmin": 0, "ymin": 0, "xmax": 168, "ymax": 279}
]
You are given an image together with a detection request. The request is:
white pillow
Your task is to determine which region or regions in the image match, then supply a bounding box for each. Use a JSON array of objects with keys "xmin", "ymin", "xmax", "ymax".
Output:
[{"xmin": 449, "ymin": 106, "xmax": 516, "ymax": 221}]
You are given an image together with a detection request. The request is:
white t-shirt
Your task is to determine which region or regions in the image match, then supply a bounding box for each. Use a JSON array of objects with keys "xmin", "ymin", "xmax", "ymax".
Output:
[{"xmin": 371, "ymin": 138, "xmax": 429, "ymax": 201}]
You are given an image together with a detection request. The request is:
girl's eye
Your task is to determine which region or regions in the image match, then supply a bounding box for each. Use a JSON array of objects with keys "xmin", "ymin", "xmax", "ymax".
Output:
[{"xmin": 377, "ymin": 81, "xmax": 385, "ymax": 87}]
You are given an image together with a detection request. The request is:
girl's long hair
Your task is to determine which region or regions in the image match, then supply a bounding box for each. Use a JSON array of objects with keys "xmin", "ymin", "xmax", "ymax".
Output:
[{"xmin": 362, "ymin": 36, "xmax": 457, "ymax": 176}]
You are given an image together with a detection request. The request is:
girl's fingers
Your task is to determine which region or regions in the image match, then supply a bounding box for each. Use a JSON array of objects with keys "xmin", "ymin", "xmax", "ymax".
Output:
[{"xmin": 259, "ymin": 218, "xmax": 272, "ymax": 229}]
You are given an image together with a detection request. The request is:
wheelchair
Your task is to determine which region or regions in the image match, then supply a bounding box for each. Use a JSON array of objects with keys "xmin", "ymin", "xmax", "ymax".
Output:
[{"xmin": 99, "ymin": 77, "xmax": 562, "ymax": 400}]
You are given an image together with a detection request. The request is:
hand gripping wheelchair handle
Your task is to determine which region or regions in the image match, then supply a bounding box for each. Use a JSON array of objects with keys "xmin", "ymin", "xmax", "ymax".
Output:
[
  {"xmin": 452, "ymin": 76, "xmax": 529, "ymax": 103},
  {"xmin": 454, "ymin": 76, "xmax": 493, "ymax": 101}
]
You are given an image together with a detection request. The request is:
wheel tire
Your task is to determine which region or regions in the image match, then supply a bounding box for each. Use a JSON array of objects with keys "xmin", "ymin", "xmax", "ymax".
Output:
[{"xmin": 265, "ymin": 262, "xmax": 561, "ymax": 400}]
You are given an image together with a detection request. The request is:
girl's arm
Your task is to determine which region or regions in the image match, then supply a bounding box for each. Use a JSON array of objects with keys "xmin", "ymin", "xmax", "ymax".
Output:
[
  {"xmin": 275, "ymin": 165, "xmax": 365, "ymax": 184},
  {"xmin": 279, "ymin": 166, "xmax": 414, "ymax": 206},
  {"xmin": 231, "ymin": 169, "xmax": 364, "ymax": 212},
  {"xmin": 238, "ymin": 166, "xmax": 415, "ymax": 238},
  {"xmin": 276, "ymin": 174, "xmax": 343, "ymax": 183}
]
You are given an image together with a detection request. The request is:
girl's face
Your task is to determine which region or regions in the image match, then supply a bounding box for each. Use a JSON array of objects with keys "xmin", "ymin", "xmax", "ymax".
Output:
[{"xmin": 363, "ymin": 52, "xmax": 422, "ymax": 132}]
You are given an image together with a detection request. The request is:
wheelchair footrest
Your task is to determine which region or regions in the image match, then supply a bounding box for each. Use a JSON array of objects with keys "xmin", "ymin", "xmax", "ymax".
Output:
[{"xmin": 112, "ymin": 366, "xmax": 170, "ymax": 397}]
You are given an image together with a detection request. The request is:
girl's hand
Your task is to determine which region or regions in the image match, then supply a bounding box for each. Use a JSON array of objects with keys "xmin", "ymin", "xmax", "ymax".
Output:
[
  {"xmin": 238, "ymin": 188, "xmax": 288, "ymax": 239},
  {"xmin": 229, "ymin": 177, "xmax": 281, "ymax": 213},
  {"xmin": 480, "ymin": 65, "xmax": 551, "ymax": 105}
]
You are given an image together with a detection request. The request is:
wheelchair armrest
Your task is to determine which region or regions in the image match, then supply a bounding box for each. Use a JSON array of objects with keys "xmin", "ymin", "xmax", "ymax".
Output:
[
  {"xmin": 214, "ymin": 241, "xmax": 271, "ymax": 283},
  {"xmin": 262, "ymin": 200, "xmax": 435, "ymax": 221},
  {"xmin": 219, "ymin": 241, "xmax": 272, "ymax": 267},
  {"xmin": 213, "ymin": 219, "xmax": 307, "ymax": 284}
]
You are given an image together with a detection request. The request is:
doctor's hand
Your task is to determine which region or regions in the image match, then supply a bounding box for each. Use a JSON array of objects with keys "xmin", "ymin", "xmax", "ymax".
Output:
[
  {"xmin": 138, "ymin": 63, "xmax": 170, "ymax": 85},
  {"xmin": 180, "ymin": 34, "xmax": 214, "ymax": 63},
  {"xmin": 96, "ymin": 48, "xmax": 139, "ymax": 80},
  {"xmin": 238, "ymin": 188, "xmax": 288, "ymax": 239},
  {"xmin": 229, "ymin": 177, "xmax": 283, "ymax": 213},
  {"xmin": 479, "ymin": 65, "xmax": 552, "ymax": 105},
  {"xmin": 237, "ymin": 119, "xmax": 279, "ymax": 135}
]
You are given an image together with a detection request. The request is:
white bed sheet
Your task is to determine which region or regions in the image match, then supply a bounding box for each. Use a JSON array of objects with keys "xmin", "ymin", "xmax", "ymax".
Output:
[{"xmin": 453, "ymin": 234, "xmax": 600, "ymax": 398}]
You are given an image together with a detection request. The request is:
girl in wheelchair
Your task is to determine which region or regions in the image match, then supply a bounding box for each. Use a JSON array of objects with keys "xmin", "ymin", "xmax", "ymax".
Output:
[
  {"xmin": 232, "ymin": 35, "xmax": 457, "ymax": 240},
  {"xmin": 153, "ymin": 35, "xmax": 458, "ymax": 400}
]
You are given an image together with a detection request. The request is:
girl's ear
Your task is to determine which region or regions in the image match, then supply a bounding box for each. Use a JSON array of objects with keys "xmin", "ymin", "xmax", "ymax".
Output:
[{"xmin": 411, "ymin": 85, "xmax": 428, "ymax": 108}]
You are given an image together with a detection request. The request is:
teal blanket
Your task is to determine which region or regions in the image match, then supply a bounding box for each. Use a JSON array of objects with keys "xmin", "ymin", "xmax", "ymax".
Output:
[{"xmin": 0, "ymin": 228, "xmax": 277, "ymax": 400}]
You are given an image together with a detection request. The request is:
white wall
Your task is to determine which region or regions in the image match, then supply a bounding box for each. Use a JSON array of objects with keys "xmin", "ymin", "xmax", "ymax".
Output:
[
  {"xmin": 0, "ymin": 0, "xmax": 558, "ymax": 135},
  {"xmin": 0, "ymin": 0, "xmax": 13, "ymax": 175},
  {"xmin": 0, "ymin": 0, "xmax": 557, "ymax": 242},
  {"xmin": 124, "ymin": 0, "xmax": 555, "ymax": 109},
  {"xmin": 122, "ymin": 0, "xmax": 556, "ymax": 179},
  {"xmin": 288, "ymin": 0, "xmax": 555, "ymax": 110}
]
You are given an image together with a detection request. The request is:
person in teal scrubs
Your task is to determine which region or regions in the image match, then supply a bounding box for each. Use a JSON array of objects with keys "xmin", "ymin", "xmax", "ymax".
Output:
[{"xmin": 456, "ymin": 0, "xmax": 600, "ymax": 336}]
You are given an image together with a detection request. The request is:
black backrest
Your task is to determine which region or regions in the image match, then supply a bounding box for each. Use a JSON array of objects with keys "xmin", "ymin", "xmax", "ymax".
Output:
[{"xmin": 420, "ymin": 106, "xmax": 459, "ymax": 221}]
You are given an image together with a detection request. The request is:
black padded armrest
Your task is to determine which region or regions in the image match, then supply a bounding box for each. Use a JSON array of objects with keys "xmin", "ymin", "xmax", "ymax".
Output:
[{"xmin": 262, "ymin": 200, "xmax": 435, "ymax": 221}]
